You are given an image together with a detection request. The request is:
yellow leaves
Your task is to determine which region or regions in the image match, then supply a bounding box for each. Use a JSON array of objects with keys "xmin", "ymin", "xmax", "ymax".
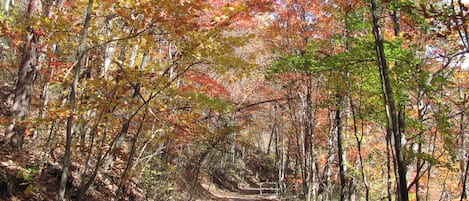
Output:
[
  {"xmin": 159, "ymin": 106, "xmax": 168, "ymax": 112},
  {"xmin": 143, "ymin": 7, "xmax": 154, "ymax": 17},
  {"xmin": 0, "ymin": 116, "xmax": 8, "ymax": 125},
  {"xmin": 47, "ymin": 109, "xmax": 73, "ymax": 120},
  {"xmin": 180, "ymin": 119, "xmax": 189, "ymax": 127},
  {"xmin": 116, "ymin": 8, "xmax": 131, "ymax": 21},
  {"xmin": 24, "ymin": 127, "xmax": 36, "ymax": 138},
  {"xmin": 8, "ymin": 197, "xmax": 21, "ymax": 201},
  {"xmin": 199, "ymin": 41, "xmax": 214, "ymax": 50},
  {"xmin": 96, "ymin": 130, "xmax": 103, "ymax": 137},
  {"xmin": 214, "ymin": 15, "xmax": 228, "ymax": 22},
  {"xmin": 409, "ymin": 108, "xmax": 419, "ymax": 119},
  {"xmin": 24, "ymin": 185, "xmax": 34, "ymax": 197}
]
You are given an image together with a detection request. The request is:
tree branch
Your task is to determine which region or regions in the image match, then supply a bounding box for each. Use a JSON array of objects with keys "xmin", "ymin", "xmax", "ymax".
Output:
[{"xmin": 235, "ymin": 97, "xmax": 297, "ymax": 112}]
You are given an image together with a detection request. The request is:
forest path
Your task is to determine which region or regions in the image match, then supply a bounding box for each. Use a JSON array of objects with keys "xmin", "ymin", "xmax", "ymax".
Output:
[{"xmin": 201, "ymin": 182, "xmax": 279, "ymax": 201}]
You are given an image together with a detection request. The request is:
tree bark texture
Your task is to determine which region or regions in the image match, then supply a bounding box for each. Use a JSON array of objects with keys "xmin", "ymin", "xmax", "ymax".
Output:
[{"xmin": 3, "ymin": 0, "xmax": 42, "ymax": 149}]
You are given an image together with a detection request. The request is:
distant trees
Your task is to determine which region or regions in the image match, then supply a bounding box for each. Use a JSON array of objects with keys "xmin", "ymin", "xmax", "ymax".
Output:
[{"xmin": 260, "ymin": 0, "xmax": 468, "ymax": 200}]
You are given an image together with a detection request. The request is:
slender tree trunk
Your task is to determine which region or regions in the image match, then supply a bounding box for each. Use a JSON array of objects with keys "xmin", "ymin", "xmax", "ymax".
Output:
[
  {"xmin": 425, "ymin": 126, "xmax": 437, "ymax": 201},
  {"xmin": 415, "ymin": 89, "xmax": 425, "ymax": 201},
  {"xmin": 323, "ymin": 104, "xmax": 336, "ymax": 200},
  {"xmin": 385, "ymin": 126, "xmax": 393, "ymax": 201},
  {"xmin": 103, "ymin": 41, "xmax": 143, "ymax": 173},
  {"xmin": 350, "ymin": 97, "xmax": 369, "ymax": 201},
  {"xmin": 297, "ymin": 92, "xmax": 308, "ymax": 200},
  {"xmin": 102, "ymin": 43, "xmax": 128, "ymax": 172},
  {"xmin": 102, "ymin": 26, "xmax": 116, "ymax": 79},
  {"xmin": 336, "ymin": 93, "xmax": 346, "ymax": 201},
  {"xmin": 456, "ymin": 0, "xmax": 469, "ymax": 50},
  {"xmin": 103, "ymin": 117, "xmax": 131, "ymax": 170},
  {"xmin": 2, "ymin": 0, "xmax": 11, "ymax": 11},
  {"xmin": 2, "ymin": 0, "xmax": 13, "ymax": 20},
  {"xmin": 80, "ymin": 109, "xmax": 104, "ymax": 176},
  {"xmin": 75, "ymin": 68, "xmax": 158, "ymax": 198},
  {"xmin": 38, "ymin": 44, "xmax": 57, "ymax": 119},
  {"xmin": 117, "ymin": 112, "xmax": 146, "ymax": 200},
  {"xmin": 302, "ymin": 76, "xmax": 316, "ymax": 201},
  {"xmin": 369, "ymin": 0, "xmax": 408, "ymax": 200},
  {"xmin": 392, "ymin": 8, "xmax": 410, "ymax": 201},
  {"xmin": 278, "ymin": 128, "xmax": 287, "ymax": 194},
  {"xmin": 267, "ymin": 115, "xmax": 276, "ymax": 155},
  {"xmin": 75, "ymin": 118, "xmax": 130, "ymax": 200},
  {"xmin": 460, "ymin": 155, "xmax": 469, "ymax": 201},
  {"xmin": 413, "ymin": 77, "xmax": 431, "ymax": 200},
  {"xmin": 59, "ymin": 0, "xmax": 93, "ymax": 200},
  {"xmin": 460, "ymin": 94, "xmax": 468, "ymax": 201},
  {"xmin": 188, "ymin": 150, "xmax": 210, "ymax": 200}
]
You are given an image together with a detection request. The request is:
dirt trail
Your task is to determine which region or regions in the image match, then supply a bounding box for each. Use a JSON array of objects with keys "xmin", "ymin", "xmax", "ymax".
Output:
[{"xmin": 201, "ymin": 183, "xmax": 279, "ymax": 201}]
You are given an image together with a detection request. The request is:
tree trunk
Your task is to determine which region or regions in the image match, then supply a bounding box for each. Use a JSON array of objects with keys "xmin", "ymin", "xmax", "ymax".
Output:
[
  {"xmin": 460, "ymin": 94, "xmax": 468, "ymax": 201},
  {"xmin": 3, "ymin": 0, "xmax": 42, "ymax": 150},
  {"xmin": 301, "ymin": 76, "xmax": 317, "ymax": 201},
  {"xmin": 369, "ymin": 0, "xmax": 408, "ymax": 200},
  {"xmin": 117, "ymin": 112, "xmax": 146, "ymax": 200},
  {"xmin": 350, "ymin": 97, "xmax": 369, "ymax": 201},
  {"xmin": 2, "ymin": 0, "xmax": 12, "ymax": 20},
  {"xmin": 101, "ymin": 15, "xmax": 118, "ymax": 79},
  {"xmin": 59, "ymin": 0, "xmax": 93, "ymax": 200},
  {"xmin": 460, "ymin": 155, "xmax": 469, "ymax": 201},
  {"xmin": 75, "ymin": 118, "xmax": 130, "ymax": 201},
  {"xmin": 336, "ymin": 93, "xmax": 346, "ymax": 201},
  {"xmin": 103, "ymin": 42, "xmax": 142, "ymax": 173}
]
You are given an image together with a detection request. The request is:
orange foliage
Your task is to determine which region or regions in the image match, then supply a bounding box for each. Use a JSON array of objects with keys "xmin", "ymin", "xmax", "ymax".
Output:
[{"xmin": 183, "ymin": 72, "xmax": 228, "ymax": 97}]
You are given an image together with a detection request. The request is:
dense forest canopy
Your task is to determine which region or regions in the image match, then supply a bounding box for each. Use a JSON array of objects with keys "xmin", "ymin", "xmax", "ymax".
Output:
[{"xmin": 0, "ymin": 0, "xmax": 468, "ymax": 200}]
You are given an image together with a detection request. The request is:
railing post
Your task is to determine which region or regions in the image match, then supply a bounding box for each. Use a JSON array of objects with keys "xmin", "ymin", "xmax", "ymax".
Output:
[{"xmin": 259, "ymin": 182, "xmax": 263, "ymax": 195}]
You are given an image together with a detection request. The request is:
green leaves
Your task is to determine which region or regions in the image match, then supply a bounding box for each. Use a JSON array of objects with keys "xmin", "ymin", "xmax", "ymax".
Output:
[
  {"xmin": 268, "ymin": 42, "xmax": 333, "ymax": 75},
  {"xmin": 405, "ymin": 149, "xmax": 439, "ymax": 166},
  {"xmin": 269, "ymin": 54, "xmax": 313, "ymax": 74},
  {"xmin": 184, "ymin": 92, "xmax": 234, "ymax": 113}
]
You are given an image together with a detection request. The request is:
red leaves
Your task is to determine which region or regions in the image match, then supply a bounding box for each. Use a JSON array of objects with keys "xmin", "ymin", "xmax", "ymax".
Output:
[
  {"xmin": 47, "ymin": 53, "xmax": 69, "ymax": 70},
  {"xmin": 61, "ymin": 0, "xmax": 73, "ymax": 9},
  {"xmin": 33, "ymin": 28, "xmax": 46, "ymax": 37},
  {"xmin": 184, "ymin": 72, "xmax": 228, "ymax": 97}
]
